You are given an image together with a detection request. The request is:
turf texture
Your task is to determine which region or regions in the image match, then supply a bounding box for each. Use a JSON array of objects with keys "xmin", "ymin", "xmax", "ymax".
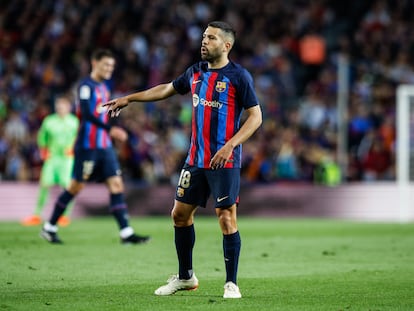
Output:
[{"xmin": 1, "ymin": 217, "xmax": 413, "ymax": 310}]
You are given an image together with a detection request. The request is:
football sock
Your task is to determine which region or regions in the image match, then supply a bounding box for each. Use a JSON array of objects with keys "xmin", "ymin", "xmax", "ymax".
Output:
[
  {"xmin": 109, "ymin": 193, "xmax": 129, "ymax": 230},
  {"xmin": 34, "ymin": 186, "xmax": 49, "ymax": 215},
  {"xmin": 50, "ymin": 190, "xmax": 74, "ymax": 225},
  {"xmin": 223, "ymin": 231, "xmax": 241, "ymax": 284},
  {"xmin": 175, "ymin": 224, "xmax": 195, "ymax": 280}
]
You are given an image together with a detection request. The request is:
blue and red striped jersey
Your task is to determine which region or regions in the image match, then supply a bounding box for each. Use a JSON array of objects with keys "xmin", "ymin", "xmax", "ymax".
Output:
[
  {"xmin": 74, "ymin": 76, "xmax": 112, "ymax": 150},
  {"xmin": 173, "ymin": 61, "xmax": 259, "ymax": 169}
]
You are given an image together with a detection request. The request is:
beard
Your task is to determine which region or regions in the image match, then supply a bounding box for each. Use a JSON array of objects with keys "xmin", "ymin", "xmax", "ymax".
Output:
[{"xmin": 201, "ymin": 47, "xmax": 221, "ymax": 63}]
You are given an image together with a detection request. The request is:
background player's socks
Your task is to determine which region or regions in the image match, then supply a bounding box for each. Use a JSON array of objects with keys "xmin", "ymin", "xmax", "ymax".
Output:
[
  {"xmin": 175, "ymin": 224, "xmax": 195, "ymax": 280},
  {"xmin": 50, "ymin": 190, "xmax": 74, "ymax": 225},
  {"xmin": 223, "ymin": 231, "xmax": 241, "ymax": 284},
  {"xmin": 110, "ymin": 193, "xmax": 129, "ymax": 229}
]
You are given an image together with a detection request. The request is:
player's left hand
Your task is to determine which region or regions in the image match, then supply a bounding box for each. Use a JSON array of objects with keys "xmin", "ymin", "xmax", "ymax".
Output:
[
  {"xmin": 102, "ymin": 97, "xmax": 129, "ymax": 117},
  {"xmin": 39, "ymin": 148, "xmax": 50, "ymax": 161},
  {"xmin": 210, "ymin": 144, "xmax": 234, "ymax": 170}
]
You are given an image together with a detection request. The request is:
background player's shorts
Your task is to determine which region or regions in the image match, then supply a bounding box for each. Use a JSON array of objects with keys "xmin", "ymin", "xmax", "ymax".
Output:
[
  {"xmin": 72, "ymin": 148, "xmax": 121, "ymax": 182},
  {"xmin": 40, "ymin": 157, "xmax": 74, "ymax": 187},
  {"xmin": 175, "ymin": 164, "xmax": 240, "ymax": 208}
]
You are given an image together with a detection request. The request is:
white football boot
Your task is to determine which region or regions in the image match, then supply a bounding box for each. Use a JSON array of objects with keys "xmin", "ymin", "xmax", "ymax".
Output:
[
  {"xmin": 223, "ymin": 281, "xmax": 242, "ymax": 298},
  {"xmin": 154, "ymin": 274, "xmax": 199, "ymax": 296}
]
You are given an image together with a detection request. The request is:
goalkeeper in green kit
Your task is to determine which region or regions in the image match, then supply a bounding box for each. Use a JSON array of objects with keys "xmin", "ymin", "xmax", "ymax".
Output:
[{"xmin": 21, "ymin": 96, "xmax": 79, "ymax": 226}]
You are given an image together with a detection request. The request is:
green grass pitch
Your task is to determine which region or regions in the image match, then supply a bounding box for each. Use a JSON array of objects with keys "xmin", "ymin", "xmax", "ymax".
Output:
[{"xmin": 1, "ymin": 216, "xmax": 414, "ymax": 310}]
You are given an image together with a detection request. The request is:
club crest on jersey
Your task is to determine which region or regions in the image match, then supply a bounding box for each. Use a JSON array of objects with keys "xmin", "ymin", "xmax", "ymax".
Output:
[
  {"xmin": 215, "ymin": 81, "xmax": 227, "ymax": 93},
  {"xmin": 176, "ymin": 187, "xmax": 185, "ymax": 198}
]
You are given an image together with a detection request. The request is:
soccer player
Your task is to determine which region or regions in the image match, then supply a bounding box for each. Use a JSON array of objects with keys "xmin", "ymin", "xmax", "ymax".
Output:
[
  {"xmin": 40, "ymin": 49, "xmax": 150, "ymax": 245},
  {"xmin": 103, "ymin": 21, "xmax": 262, "ymax": 298},
  {"xmin": 21, "ymin": 96, "xmax": 79, "ymax": 227}
]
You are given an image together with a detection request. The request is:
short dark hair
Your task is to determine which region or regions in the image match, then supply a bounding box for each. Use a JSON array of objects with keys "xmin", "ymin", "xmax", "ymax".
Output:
[
  {"xmin": 208, "ymin": 21, "xmax": 236, "ymax": 41},
  {"xmin": 91, "ymin": 49, "xmax": 114, "ymax": 61}
]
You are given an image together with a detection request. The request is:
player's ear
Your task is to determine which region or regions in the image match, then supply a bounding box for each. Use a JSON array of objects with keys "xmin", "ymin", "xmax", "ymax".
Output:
[{"xmin": 224, "ymin": 41, "xmax": 232, "ymax": 53}]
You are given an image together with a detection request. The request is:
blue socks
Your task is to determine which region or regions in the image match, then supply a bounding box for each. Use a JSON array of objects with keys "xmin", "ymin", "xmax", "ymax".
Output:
[
  {"xmin": 50, "ymin": 192, "xmax": 130, "ymax": 230},
  {"xmin": 50, "ymin": 190, "xmax": 74, "ymax": 225},
  {"xmin": 223, "ymin": 231, "xmax": 241, "ymax": 284},
  {"xmin": 174, "ymin": 225, "xmax": 241, "ymax": 284},
  {"xmin": 109, "ymin": 193, "xmax": 129, "ymax": 229},
  {"xmin": 175, "ymin": 224, "xmax": 195, "ymax": 280}
]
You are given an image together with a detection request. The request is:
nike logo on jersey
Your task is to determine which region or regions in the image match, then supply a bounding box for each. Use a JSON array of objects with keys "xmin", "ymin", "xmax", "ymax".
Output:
[
  {"xmin": 192, "ymin": 80, "xmax": 202, "ymax": 84},
  {"xmin": 217, "ymin": 196, "xmax": 229, "ymax": 202}
]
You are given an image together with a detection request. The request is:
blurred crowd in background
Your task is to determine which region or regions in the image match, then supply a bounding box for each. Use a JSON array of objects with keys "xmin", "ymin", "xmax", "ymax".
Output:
[{"xmin": 0, "ymin": 0, "xmax": 409, "ymax": 186}]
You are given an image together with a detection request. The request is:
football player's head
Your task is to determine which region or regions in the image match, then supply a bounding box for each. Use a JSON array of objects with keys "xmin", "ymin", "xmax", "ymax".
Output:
[
  {"xmin": 55, "ymin": 96, "xmax": 72, "ymax": 116},
  {"xmin": 201, "ymin": 21, "xmax": 236, "ymax": 63},
  {"xmin": 91, "ymin": 49, "xmax": 115, "ymax": 81}
]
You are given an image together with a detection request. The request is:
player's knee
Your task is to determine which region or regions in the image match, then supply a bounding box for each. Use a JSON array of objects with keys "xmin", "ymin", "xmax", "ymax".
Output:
[
  {"xmin": 111, "ymin": 183, "xmax": 124, "ymax": 193},
  {"xmin": 106, "ymin": 176, "xmax": 124, "ymax": 193},
  {"xmin": 67, "ymin": 181, "xmax": 84, "ymax": 195},
  {"xmin": 171, "ymin": 208, "xmax": 187, "ymax": 225},
  {"xmin": 218, "ymin": 212, "xmax": 232, "ymax": 228},
  {"xmin": 171, "ymin": 204, "xmax": 194, "ymax": 227},
  {"xmin": 217, "ymin": 208, "xmax": 237, "ymax": 234}
]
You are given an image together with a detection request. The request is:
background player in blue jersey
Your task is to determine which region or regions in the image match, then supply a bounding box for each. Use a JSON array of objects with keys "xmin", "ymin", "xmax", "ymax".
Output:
[
  {"xmin": 103, "ymin": 21, "xmax": 262, "ymax": 298},
  {"xmin": 41, "ymin": 49, "xmax": 150, "ymax": 245}
]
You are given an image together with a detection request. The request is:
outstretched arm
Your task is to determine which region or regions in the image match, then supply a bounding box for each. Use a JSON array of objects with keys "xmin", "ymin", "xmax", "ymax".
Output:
[{"xmin": 103, "ymin": 82, "xmax": 177, "ymax": 117}]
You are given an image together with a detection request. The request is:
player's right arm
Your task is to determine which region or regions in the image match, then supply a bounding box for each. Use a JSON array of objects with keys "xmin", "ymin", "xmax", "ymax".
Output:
[{"xmin": 103, "ymin": 83, "xmax": 177, "ymax": 117}]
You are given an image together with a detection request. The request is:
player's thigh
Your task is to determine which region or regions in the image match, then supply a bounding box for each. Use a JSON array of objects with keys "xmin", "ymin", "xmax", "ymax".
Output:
[
  {"xmin": 39, "ymin": 160, "xmax": 55, "ymax": 186},
  {"xmin": 175, "ymin": 164, "xmax": 210, "ymax": 207},
  {"xmin": 72, "ymin": 149, "xmax": 97, "ymax": 182},
  {"xmin": 57, "ymin": 158, "xmax": 74, "ymax": 187},
  {"xmin": 206, "ymin": 168, "xmax": 241, "ymax": 208},
  {"xmin": 100, "ymin": 148, "xmax": 122, "ymax": 181}
]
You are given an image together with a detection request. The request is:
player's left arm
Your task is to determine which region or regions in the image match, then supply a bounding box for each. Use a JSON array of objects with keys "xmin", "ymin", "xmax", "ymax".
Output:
[
  {"xmin": 80, "ymin": 97, "xmax": 111, "ymax": 131},
  {"xmin": 210, "ymin": 104, "xmax": 262, "ymax": 169},
  {"xmin": 37, "ymin": 118, "xmax": 50, "ymax": 160}
]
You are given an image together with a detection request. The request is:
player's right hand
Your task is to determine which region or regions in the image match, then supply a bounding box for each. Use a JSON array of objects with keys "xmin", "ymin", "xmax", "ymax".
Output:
[{"xmin": 102, "ymin": 97, "xmax": 129, "ymax": 117}]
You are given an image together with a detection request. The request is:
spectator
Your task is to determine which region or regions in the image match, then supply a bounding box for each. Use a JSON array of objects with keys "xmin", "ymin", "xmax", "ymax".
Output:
[
  {"xmin": 0, "ymin": 0, "xmax": 404, "ymax": 184},
  {"xmin": 361, "ymin": 136, "xmax": 393, "ymax": 181}
]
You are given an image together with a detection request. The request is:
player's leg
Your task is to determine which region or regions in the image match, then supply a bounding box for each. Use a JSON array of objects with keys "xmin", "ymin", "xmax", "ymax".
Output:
[
  {"xmin": 154, "ymin": 200, "xmax": 199, "ymax": 296},
  {"xmin": 172, "ymin": 165, "xmax": 209, "ymax": 281},
  {"xmin": 208, "ymin": 168, "xmax": 242, "ymax": 298},
  {"xmin": 154, "ymin": 165, "xmax": 208, "ymax": 296},
  {"xmin": 40, "ymin": 179, "xmax": 84, "ymax": 244},
  {"xmin": 35, "ymin": 186, "xmax": 49, "ymax": 216},
  {"xmin": 216, "ymin": 204, "xmax": 242, "ymax": 298},
  {"xmin": 103, "ymin": 148, "xmax": 149, "ymax": 244},
  {"xmin": 40, "ymin": 151, "xmax": 87, "ymax": 243},
  {"xmin": 105, "ymin": 175, "xmax": 150, "ymax": 244},
  {"xmin": 57, "ymin": 157, "xmax": 75, "ymax": 226},
  {"xmin": 22, "ymin": 160, "xmax": 53, "ymax": 226},
  {"xmin": 172, "ymin": 200, "xmax": 198, "ymax": 280}
]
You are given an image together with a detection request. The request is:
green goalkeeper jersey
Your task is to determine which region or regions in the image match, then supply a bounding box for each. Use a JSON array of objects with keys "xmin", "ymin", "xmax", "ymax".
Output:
[{"xmin": 37, "ymin": 113, "xmax": 79, "ymax": 158}]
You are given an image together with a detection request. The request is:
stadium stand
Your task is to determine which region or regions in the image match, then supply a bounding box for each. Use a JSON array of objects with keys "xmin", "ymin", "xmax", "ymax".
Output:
[{"xmin": 0, "ymin": 0, "xmax": 406, "ymax": 186}]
